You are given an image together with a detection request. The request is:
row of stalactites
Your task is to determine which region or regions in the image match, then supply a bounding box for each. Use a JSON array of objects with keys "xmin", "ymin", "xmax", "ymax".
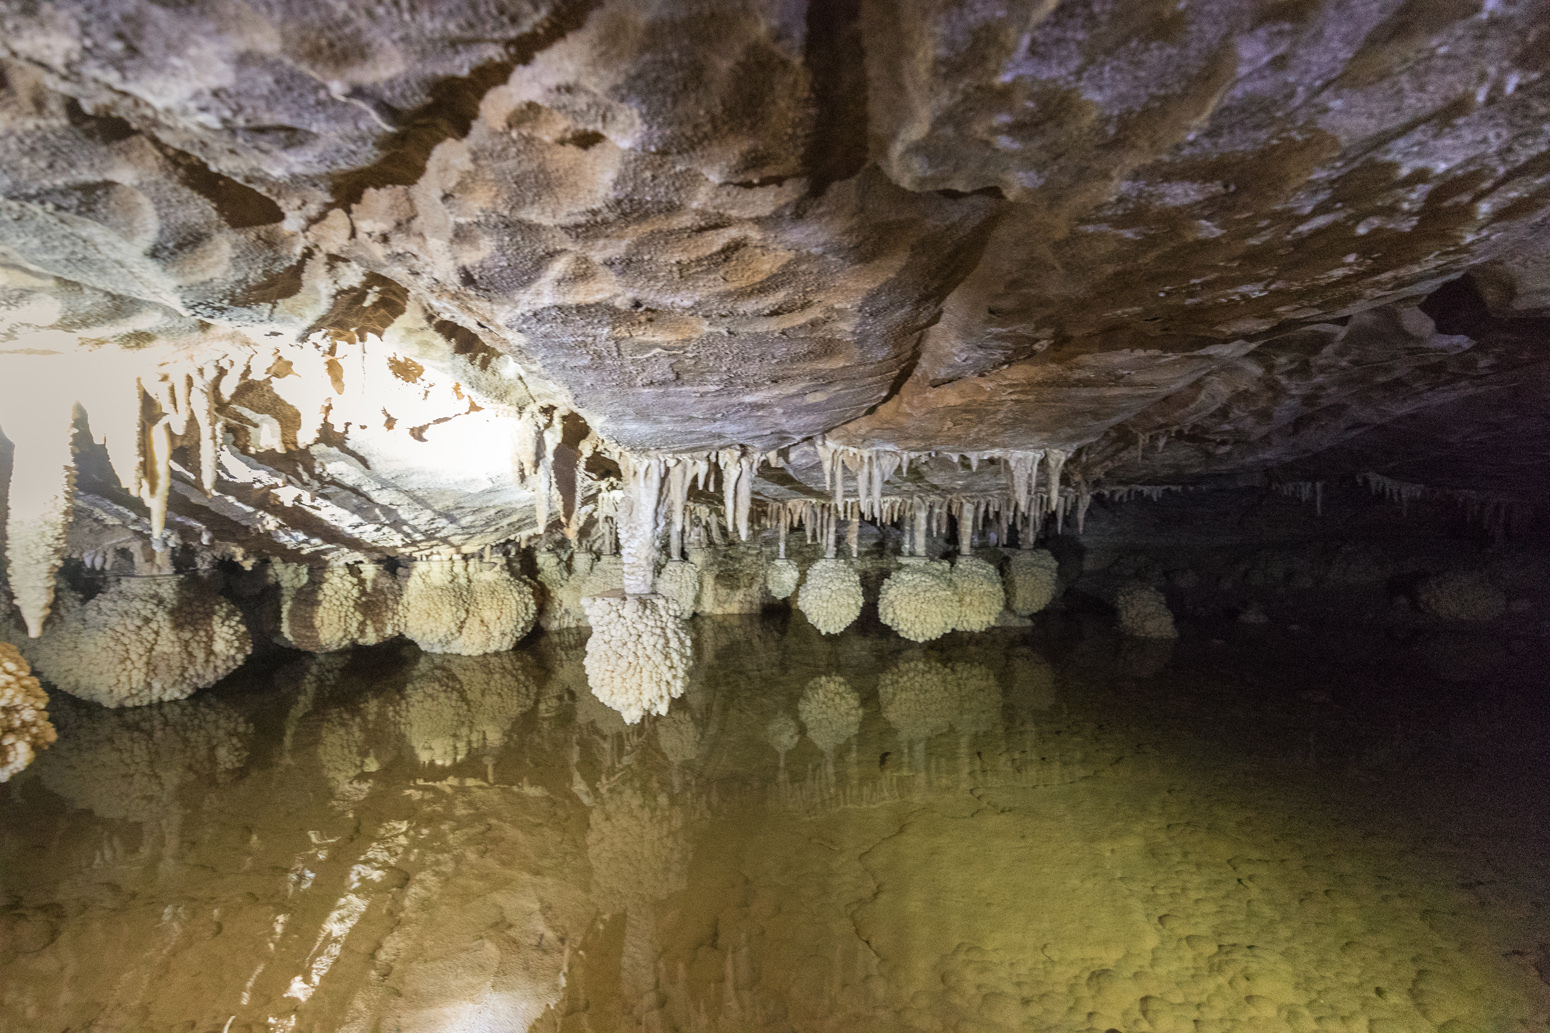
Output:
[
  {"xmin": 1, "ymin": 349, "xmax": 245, "ymax": 636},
  {"xmin": 809, "ymin": 438, "xmax": 1073, "ymax": 520},
  {"xmin": 757, "ymin": 480, "xmax": 1101, "ymax": 559}
]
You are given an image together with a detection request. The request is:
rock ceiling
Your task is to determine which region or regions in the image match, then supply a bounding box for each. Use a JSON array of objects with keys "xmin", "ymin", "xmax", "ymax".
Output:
[{"xmin": 1, "ymin": 0, "xmax": 1549, "ymax": 562}]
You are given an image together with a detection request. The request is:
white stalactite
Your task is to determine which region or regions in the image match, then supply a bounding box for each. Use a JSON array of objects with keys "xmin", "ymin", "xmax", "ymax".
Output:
[
  {"xmin": 1043, "ymin": 449, "xmax": 1068, "ymax": 516},
  {"xmin": 2, "ymin": 374, "xmax": 77, "ymax": 638},
  {"xmin": 667, "ymin": 460, "xmax": 690, "ymax": 561},
  {"xmin": 619, "ymin": 455, "xmax": 665, "ymax": 595}
]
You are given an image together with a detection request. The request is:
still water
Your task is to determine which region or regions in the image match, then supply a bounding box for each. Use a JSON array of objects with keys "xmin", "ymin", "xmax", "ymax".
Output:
[{"xmin": 2, "ymin": 614, "xmax": 1547, "ymax": 1032}]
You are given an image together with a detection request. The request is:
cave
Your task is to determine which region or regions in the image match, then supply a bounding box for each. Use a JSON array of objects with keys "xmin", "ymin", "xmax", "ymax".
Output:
[{"xmin": 2, "ymin": 2, "xmax": 1549, "ymax": 1030}]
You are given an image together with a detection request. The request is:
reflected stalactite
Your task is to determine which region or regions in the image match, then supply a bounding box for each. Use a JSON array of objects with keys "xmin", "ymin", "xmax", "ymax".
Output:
[
  {"xmin": 584, "ymin": 780, "xmax": 689, "ymax": 1023},
  {"xmin": 5, "ymin": 605, "xmax": 1550, "ymax": 1032},
  {"xmin": 878, "ymin": 655, "xmax": 954, "ymax": 777},
  {"xmin": 798, "ymin": 675, "xmax": 861, "ymax": 786}
]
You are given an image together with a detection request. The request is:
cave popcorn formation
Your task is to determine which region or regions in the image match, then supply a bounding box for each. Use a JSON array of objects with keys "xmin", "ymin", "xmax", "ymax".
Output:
[
  {"xmin": 579, "ymin": 594, "xmax": 692, "ymax": 725},
  {"xmin": 950, "ymin": 557, "xmax": 1005, "ymax": 632},
  {"xmin": 1116, "ymin": 582, "xmax": 1179, "ymax": 641},
  {"xmin": 0, "ymin": 642, "xmax": 56, "ymax": 782},
  {"xmin": 398, "ymin": 556, "xmax": 538, "ymax": 656},
  {"xmin": 795, "ymin": 558, "xmax": 865, "ymax": 635},
  {"xmin": 798, "ymin": 675, "xmax": 863, "ymax": 759},
  {"xmin": 1005, "ymin": 549, "xmax": 1060, "ymax": 617},
  {"xmin": 8, "ymin": 573, "xmax": 251, "ymax": 707},
  {"xmin": 879, "ymin": 561, "xmax": 961, "ymax": 643}
]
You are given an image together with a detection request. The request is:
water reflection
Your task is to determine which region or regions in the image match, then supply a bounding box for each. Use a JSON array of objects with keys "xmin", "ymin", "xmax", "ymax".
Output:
[{"xmin": 1, "ymin": 619, "xmax": 1547, "ymax": 1032}]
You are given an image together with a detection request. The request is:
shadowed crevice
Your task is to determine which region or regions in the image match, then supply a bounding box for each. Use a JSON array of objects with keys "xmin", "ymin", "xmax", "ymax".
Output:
[
  {"xmin": 329, "ymin": 0, "xmax": 601, "ymax": 208},
  {"xmin": 803, "ymin": 0, "xmax": 869, "ymax": 197}
]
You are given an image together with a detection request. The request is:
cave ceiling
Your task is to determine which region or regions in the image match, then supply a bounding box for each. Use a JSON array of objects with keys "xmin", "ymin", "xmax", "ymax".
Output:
[{"xmin": 1, "ymin": 0, "xmax": 1548, "ymax": 560}]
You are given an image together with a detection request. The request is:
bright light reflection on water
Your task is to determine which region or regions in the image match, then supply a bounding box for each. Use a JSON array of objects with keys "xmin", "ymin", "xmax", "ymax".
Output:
[{"xmin": 1, "ymin": 615, "xmax": 1547, "ymax": 1032}]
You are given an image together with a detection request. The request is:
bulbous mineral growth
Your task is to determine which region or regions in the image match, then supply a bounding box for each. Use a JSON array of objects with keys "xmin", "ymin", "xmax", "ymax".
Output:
[
  {"xmin": 950, "ymin": 557, "xmax": 1004, "ymax": 632},
  {"xmin": 0, "ymin": 642, "xmax": 57, "ymax": 782},
  {"xmin": 19, "ymin": 575, "xmax": 252, "ymax": 707},
  {"xmin": 537, "ymin": 553, "xmax": 626, "ymax": 630},
  {"xmin": 878, "ymin": 561, "xmax": 959, "ymax": 643},
  {"xmin": 1005, "ymin": 549, "xmax": 1059, "ymax": 617},
  {"xmin": 400, "ymin": 651, "xmax": 539, "ymax": 766},
  {"xmin": 766, "ymin": 712, "xmax": 800, "ymax": 756},
  {"xmin": 766, "ymin": 558, "xmax": 800, "ymax": 601},
  {"xmin": 1416, "ymin": 569, "xmax": 1506, "ymax": 622},
  {"xmin": 878, "ymin": 656, "xmax": 954, "ymax": 743},
  {"xmin": 37, "ymin": 696, "xmax": 252, "ymax": 822},
  {"xmin": 399, "ymin": 557, "xmax": 537, "ymax": 655},
  {"xmin": 798, "ymin": 675, "xmax": 862, "ymax": 755},
  {"xmin": 273, "ymin": 560, "xmax": 402, "ymax": 652},
  {"xmin": 795, "ymin": 558, "xmax": 864, "ymax": 635},
  {"xmin": 655, "ymin": 708, "xmax": 700, "ymax": 767},
  {"xmin": 579, "ymin": 594, "xmax": 692, "ymax": 724},
  {"xmin": 949, "ymin": 662, "xmax": 1001, "ymax": 736},
  {"xmin": 1115, "ymin": 581, "xmax": 1178, "ymax": 640},
  {"xmin": 654, "ymin": 560, "xmax": 701, "ymax": 618}
]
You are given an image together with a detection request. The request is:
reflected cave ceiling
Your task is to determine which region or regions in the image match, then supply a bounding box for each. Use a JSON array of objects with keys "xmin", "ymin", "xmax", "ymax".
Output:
[{"xmin": 1, "ymin": 0, "xmax": 1548, "ymax": 560}]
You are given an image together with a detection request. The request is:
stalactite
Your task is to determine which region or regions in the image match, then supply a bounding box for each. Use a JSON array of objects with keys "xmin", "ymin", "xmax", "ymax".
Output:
[
  {"xmin": 190, "ymin": 366, "xmax": 221, "ymax": 493},
  {"xmin": 1005, "ymin": 450, "xmax": 1044, "ymax": 516},
  {"xmin": 618, "ymin": 457, "xmax": 664, "ymax": 595},
  {"xmin": 2, "ymin": 385, "xmax": 77, "ymax": 637},
  {"xmin": 667, "ymin": 460, "xmax": 690, "ymax": 561},
  {"xmin": 1043, "ymin": 449, "xmax": 1068, "ymax": 515},
  {"xmin": 141, "ymin": 415, "xmax": 174, "ymax": 538},
  {"xmin": 1359, "ymin": 472, "xmax": 1425, "ymax": 516},
  {"xmin": 847, "ymin": 514, "xmax": 860, "ymax": 559},
  {"xmin": 736, "ymin": 455, "xmax": 754, "ymax": 541}
]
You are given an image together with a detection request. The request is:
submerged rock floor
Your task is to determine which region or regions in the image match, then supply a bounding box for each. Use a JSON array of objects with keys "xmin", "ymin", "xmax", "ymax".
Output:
[{"xmin": 1, "ymin": 613, "xmax": 1547, "ymax": 1033}]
